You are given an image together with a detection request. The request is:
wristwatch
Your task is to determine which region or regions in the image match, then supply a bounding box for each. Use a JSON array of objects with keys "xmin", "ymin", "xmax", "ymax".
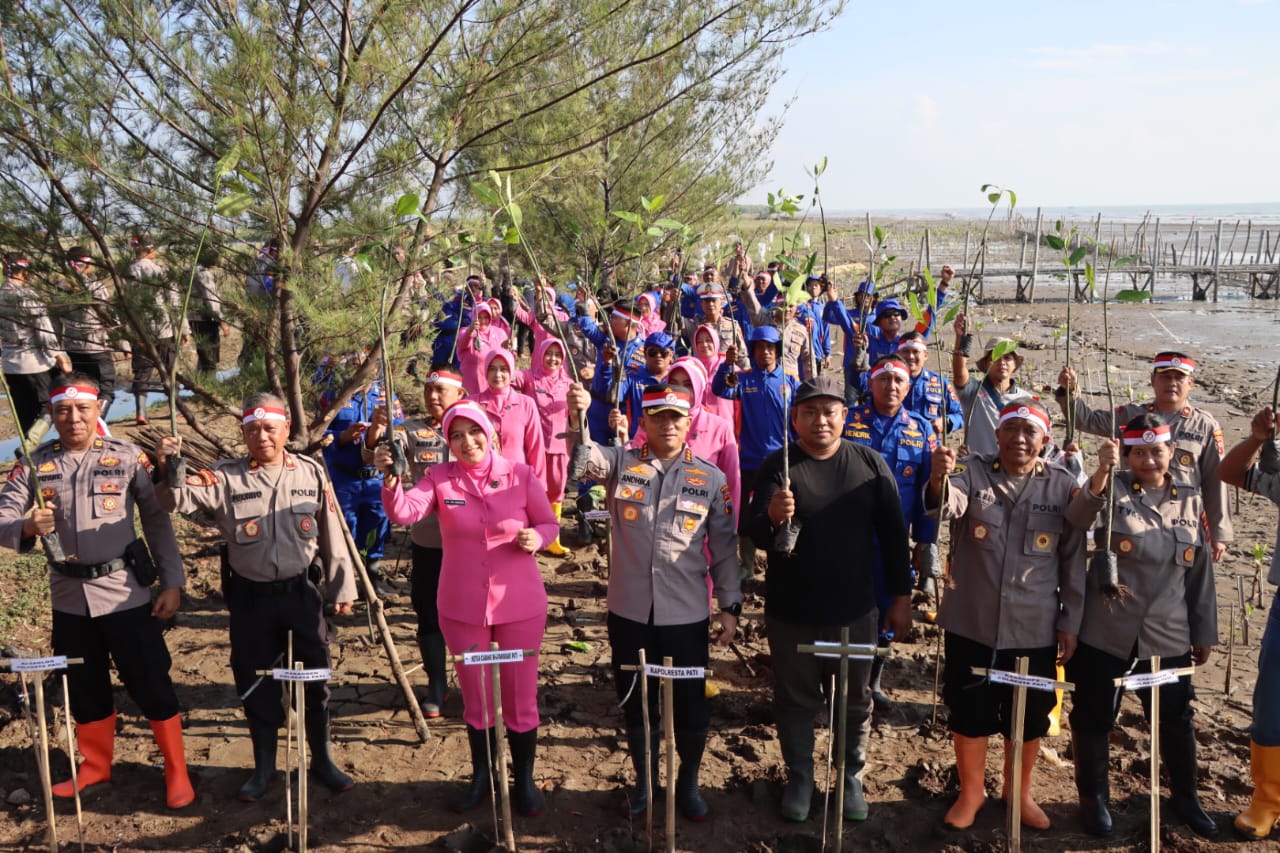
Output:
[{"xmin": 719, "ymin": 602, "xmax": 743, "ymax": 619}]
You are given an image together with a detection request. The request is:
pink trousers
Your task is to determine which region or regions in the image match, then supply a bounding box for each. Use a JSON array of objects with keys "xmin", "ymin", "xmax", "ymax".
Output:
[{"xmin": 439, "ymin": 613, "xmax": 545, "ymax": 731}]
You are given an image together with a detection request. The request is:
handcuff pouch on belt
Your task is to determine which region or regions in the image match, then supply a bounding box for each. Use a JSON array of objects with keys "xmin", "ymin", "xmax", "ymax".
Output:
[{"xmin": 123, "ymin": 537, "xmax": 158, "ymax": 586}]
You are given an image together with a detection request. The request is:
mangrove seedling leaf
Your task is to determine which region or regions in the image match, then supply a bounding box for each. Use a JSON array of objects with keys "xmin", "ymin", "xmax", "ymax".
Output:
[
  {"xmin": 991, "ymin": 339, "xmax": 1020, "ymax": 361},
  {"xmin": 507, "ymin": 201, "xmax": 523, "ymax": 230},
  {"xmin": 1045, "ymin": 234, "xmax": 1066, "ymax": 251},
  {"xmin": 214, "ymin": 143, "xmax": 242, "ymax": 181},
  {"xmin": 1068, "ymin": 246, "xmax": 1089, "ymax": 266},
  {"xmin": 1115, "ymin": 289, "xmax": 1152, "ymax": 303},
  {"xmin": 612, "ymin": 210, "xmax": 642, "ymax": 225},
  {"xmin": 1085, "ymin": 262, "xmax": 1097, "ymax": 295},
  {"xmin": 645, "ymin": 226, "xmax": 664, "ymax": 237},
  {"xmin": 393, "ymin": 193, "xmax": 420, "ymax": 218},
  {"xmin": 874, "ymin": 224, "xmax": 884, "ymax": 245},
  {"xmin": 471, "ymin": 181, "xmax": 501, "ymax": 208},
  {"xmin": 653, "ymin": 218, "xmax": 684, "ymax": 231},
  {"xmin": 1007, "ymin": 190, "xmax": 1017, "ymax": 209},
  {"xmin": 503, "ymin": 225, "xmax": 521, "ymax": 245},
  {"xmin": 215, "ymin": 190, "xmax": 254, "ymax": 217},
  {"xmin": 987, "ymin": 192, "xmax": 1001, "ymax": 204}
]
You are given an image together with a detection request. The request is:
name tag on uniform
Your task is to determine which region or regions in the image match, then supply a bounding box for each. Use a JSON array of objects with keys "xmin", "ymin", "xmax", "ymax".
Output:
[
  {"xmin": 444, "ymin": 498, "xmax": 466, "ymax": 506},
  {"xmin": 676, "ymin": 498, "xmax": 708, "ymax": 515}
]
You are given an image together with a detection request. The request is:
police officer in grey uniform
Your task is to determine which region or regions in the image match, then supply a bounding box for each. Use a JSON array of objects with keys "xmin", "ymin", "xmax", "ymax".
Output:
[
  {"xmin": 567, "ymin": 381, "xmax": 741, "ymax": 821},
  {"xmin": 361, "ymin": 364, "xmax": 466, "ymax": 717},
  {"xmin": 155, "ymin": 393, "xmax": 357, "ymax": 801},
  {"xmin": 1065, "ymin": 416, "xmax": 1218, "ymax": 838},
  {"xmin": 126, "ymin": 235, "xmax": 186, "ymax": 426},
  {"xmin": 928, "ymin": 399, "xmax": 1087, "ymax": 832},
  {"xmin": 1057, "ymin": 351, "xmax": 1231, "ymax": 562},
  {"xmin": 0, "ymin": 374, "xmax": 194, "ymax": 808},
  {"xmin": 52, "ymin": 246, "xmax": 120, "ymax": 416},
  {"xmin": 1, "ymin": 251, "xmax": 71, "ymax": 431}
]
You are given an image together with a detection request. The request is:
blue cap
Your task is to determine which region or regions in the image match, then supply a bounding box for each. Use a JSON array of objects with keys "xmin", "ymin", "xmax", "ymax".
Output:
[
  {"xmin": 856, "ymin": 279, "xmax": 876, "ymax": 296},
  {"xmin": 875, "ymin": 298, "xmax": 907, "ymax": 321},
  {"xmin": 748, "ymin": 325, "xmax": 782, "ymax": 344},
  {"xmin": 644, "ymin": 331, "xmax": 676, "ymax": 351}
]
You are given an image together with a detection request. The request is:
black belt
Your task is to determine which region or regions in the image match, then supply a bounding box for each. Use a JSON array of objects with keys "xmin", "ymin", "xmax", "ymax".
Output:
[
  {"xmin": 333, "ymin": 461, "xmax": 382, "ymax": 481},
  {"xmin": 53, "ymin": 558, "xmax": 126, "ymax": 580},
  {"xmin": 230, "ymin": 572, "xmax": 307, "ymax": 597}
]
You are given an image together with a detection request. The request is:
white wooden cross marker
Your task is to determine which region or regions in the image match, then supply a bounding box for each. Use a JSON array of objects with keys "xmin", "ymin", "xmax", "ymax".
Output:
[{"xmin": 970, "ymin": 657, "xmax": 1074, "ymax": 853}]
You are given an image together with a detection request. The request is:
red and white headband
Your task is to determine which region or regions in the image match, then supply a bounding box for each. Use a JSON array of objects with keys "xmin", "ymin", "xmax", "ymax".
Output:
[
  {"xmin": 1153, "ymin": 354, "xmax": 1195, "ymax": 373},
  {"xmin": 50, "ymin": 385, "xmax": 98, "ymax": 404},
  {"xmin": 242, "ymin": 405, "xmax": 288, "ymax": 424},
  {"xmin": 424, "ymin": 370, "xmax": 464, "ymax": 389},
  {"xmin": 997, "ymin": 403, "xmax": 1051, "ymax": 434},
  {"xmin": 1122, "ymin": 424, "xmax": 1172, "ymax": 446},
  {"xmin": 869, "ymin": 360, "xmax": 910, "ymax": 382},
  {"xmin": 896, "ymin": 338, "xmax": 928, "ymax": 353}
]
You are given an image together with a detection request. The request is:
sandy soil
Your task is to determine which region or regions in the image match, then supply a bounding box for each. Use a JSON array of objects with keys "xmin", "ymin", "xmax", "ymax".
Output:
[{"xmin": 2, "ymin": 278, "xmax": 1280, "ymax": 852}]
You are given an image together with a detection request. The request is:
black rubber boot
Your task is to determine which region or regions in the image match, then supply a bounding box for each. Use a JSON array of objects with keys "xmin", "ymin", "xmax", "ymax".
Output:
[
  {"xmin": 306, "ymin": 713, "xmax": 355, "ymax": 792},
  {"xmin": 507, "ymin": 728, "xmax": 544, "ymax": 816},
  {"xmin": 1072, "ymin": 731, "xmax": 1113, "ymax": 836},
  {"xmin": 622, "ymin": 725, "xmax": 663, "ymax": 817},
  {"xmin": 452, "ymin": 726, "xmax": 494, "ymax": 813},
  {"xmin": 418, "ymin": 632, "xmax": 448, "ymax": 717},
  {"xmin": 869, "ymin": 645, "xmax": 893, "ymax": 713},
  {"xmin": 674, "ymin": 729, "xmax": 709, "ymax": 821},
  {"xmin": 1163, "ymin": 725, "xmax": 1219, "ymax": 838},
  {"xmin": 844, "ymin": 728, "xmax": 869, "ymax": 821},
  {"xmin": 777, "ymin": 714, "xmax": 815, "ymax": 822},
  {"xmin": 237, "ymin": 723, "xmax": 278, "ymax": 802}
]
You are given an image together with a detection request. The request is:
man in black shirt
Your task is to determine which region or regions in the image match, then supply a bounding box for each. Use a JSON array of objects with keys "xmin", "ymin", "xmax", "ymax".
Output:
[{"xmin": 750, "ymin": 375, "xmax": 911, "ymax": 824}]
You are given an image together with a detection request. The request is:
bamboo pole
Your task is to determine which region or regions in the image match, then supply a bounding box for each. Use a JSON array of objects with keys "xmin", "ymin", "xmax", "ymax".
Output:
[
  {"xmin": 286, "ymin": 632, "xmax": 295, "ymax": 851},
  {"xmin": 1150, "ymin": 655, "xmax": 1162, "ymax": 853},
  {"xmin": 1214, "ymin": 220, "xmax": 1223, "ymax": 301},
  {"xmin": 639, "ymin": 648, "xmax": 653, "ymax": 851},
  {"xmin": 663, "ymin": 656, "xmax": 676, "ymax": 853},
  {"xmin": 1029, "ymin": 208, "xmax": 1042, "ymax": 302},
  {"xmin": 61, "ymin": 673, "xmax": 84, "ymax": 852},
  {"xmin": 1151, "ymin": 218, "xmax": 1161, "ymax": 295},
  {"xmin": 491, "ymin": 644, "xmax": 517, "ymax": 853},
  {"xmin": 296, "ymin": 661, "xmax": 309, "ymax": 853},
  {"xmin": 31, "ymin": 674, "xmax": 57, "ymax": 852},
  {"xmin": 1007, "ymin": 657, "xmax": 1030, "ymax": 853}
]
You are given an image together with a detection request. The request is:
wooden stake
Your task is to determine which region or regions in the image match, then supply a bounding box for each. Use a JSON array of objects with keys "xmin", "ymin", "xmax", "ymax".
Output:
[
  {"xmin": 286, "ymin": 632, "xmax": 295, "ymax": 852},
  {"xmin": 1150, "ymin": 655, "xmax": 1162, "ymax": 853},
  {"xmin": 31, "ymin": 673, "xmax": 57, "ymax": 852},
  {"xmin": 295, "ymin": 661, "xmax": 309, "ymax": 853},
  {"xmin": 1006, "ymin": 657, "xmax": 1029, "ymax": 853},
  {"xmin": 487, "ymin": 643, "xmax": 518, "ymax": 853},
  {"xmin": 639, "ymin": 648, "xmax": 653, "ymax": 851},
  {"xmin": 821, "ymin": 674, "xmax": 835, "ymax": 853},
  {"xmin": 61, "ymin": 673, "xmax": 84, "ymax": 851},
  {"xmin": 663, "ymin": 656, "xmax": 676, "ymax": 853}
]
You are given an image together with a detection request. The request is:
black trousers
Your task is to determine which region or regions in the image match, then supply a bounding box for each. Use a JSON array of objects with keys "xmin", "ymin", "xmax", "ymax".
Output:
[
  {"xmin": 52, "ymin": 603, "xmax": 179, "ymax": 724},
  {"xmin": 5, "ymin": 369, "xmax": 57, "ymax": 433},
  {"xmin": 410, "ymin": 544, "xmax": 443, "ymax": 643},
  {"xmin": 68, "ymin": 351, "xmax": 116, "ymax": 410},
  {"xmin": 130, "ymin": 337, "xmax": 175, "ymax": 394},
  {"xmin": 1067, "ymin": 642, "xmax": 1194, "ymax": 736},
  {"xmin": 943, "ymin": 632, "xmax": 1057, "ymax": 740},
  {"xmin": 228, "ymin": 578, "xmax": 332, "ymax": 727},
  {"xmin": 190, "ymin": 318, "xmax": 221, "ymax": 373},
  {"xmin": 608, "ymin": 610, "xmax": 709, "ymax": 732}
]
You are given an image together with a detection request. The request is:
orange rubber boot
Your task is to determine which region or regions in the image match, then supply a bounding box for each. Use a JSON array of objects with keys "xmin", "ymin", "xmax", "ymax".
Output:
[
  {"xmin": 943, "ymin": 734, "xmax": 988, "ymax": 829},
  {"xmin": 150, "ymin": 714, "xmax": 196, "ymax": 809},
  {"xmin": 52, "ymin": 711, "xmax": 116, "ymax": 797},
  {"xmin": 1236, "ymin": 742, "xmax": 1280, "ymax": 839}
]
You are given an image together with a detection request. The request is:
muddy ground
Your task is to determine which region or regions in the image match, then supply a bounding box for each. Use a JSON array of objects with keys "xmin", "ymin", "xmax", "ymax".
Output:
[{"xmin": 2, "ymin": 279, "xmax": 1280, "ymax": 852}]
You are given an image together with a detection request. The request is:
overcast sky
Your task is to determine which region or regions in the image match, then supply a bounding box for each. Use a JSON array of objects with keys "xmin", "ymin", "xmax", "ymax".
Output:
[{"xmin": 748, "ymin": 0, "xmax": 1280, "ymax": 211}]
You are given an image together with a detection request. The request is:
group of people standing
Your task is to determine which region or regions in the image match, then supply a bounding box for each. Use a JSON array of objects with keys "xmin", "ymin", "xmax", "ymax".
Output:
[{"xmin": 3, "ymin": 248, "xmax": 1279, "ymax": 847}]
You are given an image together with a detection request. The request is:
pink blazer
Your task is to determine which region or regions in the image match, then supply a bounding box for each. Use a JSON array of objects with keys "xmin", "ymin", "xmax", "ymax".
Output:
[
  {"xmin": 382, "ymin": 455, "xmax": 556, "ymax": 626},
  {"xmin": 478, "ymin": 388, "xmax": 548, "ymax": 485}
]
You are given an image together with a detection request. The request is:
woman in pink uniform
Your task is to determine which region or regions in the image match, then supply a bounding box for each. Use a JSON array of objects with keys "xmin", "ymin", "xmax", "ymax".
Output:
[
  {"xmin": 691, "ymin": 325, "xmax": 735, "ymax": 424},
  {"xmin": 513, "ymin": 337, "xmax": 573, "ymax": 554},
  {"xmin": 514, "ymin": 284, "xmax": 572, "ymax": 351},
  {"xmin": 379, "ymin": 402, "xmax": 556, "ymax": 816},
  {"xmin": 477, "ymin": 348, "xmax": 548, "ymax": 488},
  {"xmin": 457, "ymin": 302, "xmax": 508, "ymax": 395},
  {"xmin": 635, "ymin": 291, "xmax": 666, "ymax": 336}
]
